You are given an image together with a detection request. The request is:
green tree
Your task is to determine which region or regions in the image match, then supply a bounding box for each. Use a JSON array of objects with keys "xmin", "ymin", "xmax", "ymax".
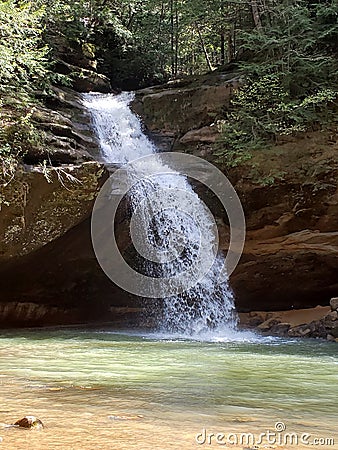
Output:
[
  {"xmin": 0, "ymin": 0, "xmax": 49, "ymax": 95},
  {"xmin": 215, "ymin": 0, "xmax": 338, "ymax": 167},
  {"xmin": 238, "ymin": 0, "xmax": 338, "ymax": 95},
  {"xmin": 0, "ymin": 1, "xmax": 50, "ymax": 207}
]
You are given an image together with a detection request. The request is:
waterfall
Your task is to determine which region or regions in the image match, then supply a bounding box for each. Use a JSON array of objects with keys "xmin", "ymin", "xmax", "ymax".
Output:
[{"xmin": 83, "ymin": 92, "xmax": 238, "ymax": 337}]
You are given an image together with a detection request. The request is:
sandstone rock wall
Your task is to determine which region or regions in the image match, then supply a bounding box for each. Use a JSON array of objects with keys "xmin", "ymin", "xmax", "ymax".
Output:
[
  {"xmin": 1, "ymin": 74, "xmax": 337, "ymax": 328},
  {"xmin": 0, "ymin": 87, "xmax": 137, "ymax": 327},
  {"xmin": 133, "ymin": 74, "xmax": 338, "ymax": 313}
]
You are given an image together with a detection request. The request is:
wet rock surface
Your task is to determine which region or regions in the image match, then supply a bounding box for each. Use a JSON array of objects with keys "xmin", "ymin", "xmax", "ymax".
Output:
[{"xmin": 14, "ymin": 416, "xmax": 44, "ymax": 430}]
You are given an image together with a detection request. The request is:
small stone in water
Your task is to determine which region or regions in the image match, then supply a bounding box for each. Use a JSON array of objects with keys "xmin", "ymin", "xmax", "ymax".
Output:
[{"xmin": 14, "ymin": 416, "xmax": 44, "ymax": 430}]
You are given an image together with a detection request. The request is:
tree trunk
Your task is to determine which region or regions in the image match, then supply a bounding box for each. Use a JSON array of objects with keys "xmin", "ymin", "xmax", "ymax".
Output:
[
  {"xmin": 195, "ymin": 23, "xmax": 214, "ymax": 72},
  {"xmin": 170, "ymin": 0, "xmax": 175, "ymax": 76},
  {"xmin": 174, "ymin": 2, "xmax": 179, "ymax": 76},
  {"xmin": 158, "ymin": 1, "xmax": 165, "ymax": 35},
  {"xmin": 227, "ymin": 24, "xmax": 235, "ymax": 62},
  {"xmin": 220, "ymin": 32, "xmax": 225, "ymax": 65},
  {"xmin": 251, "ymin": 0, "xmax": 262, "ymax": 30}
]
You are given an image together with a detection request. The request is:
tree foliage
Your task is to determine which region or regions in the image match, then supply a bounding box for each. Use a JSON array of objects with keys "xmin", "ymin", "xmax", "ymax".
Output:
[
  {"xmin": 215, "ymin": 0, "xmax": 338, "ymax": 166},
  {"xmin": 0, "ymin": 0, "xmax": 337, "ymax": 174},
  {"xmin": 0, "ymin": 1, "xmax": 49, "ymax": 206},
  {"xmin": 0, "ymin": 1, "xmax": 49, "ymax": 95},
  {"xmin": 37, "ymin": 0, "xmax": 251, "ymax": 88}
]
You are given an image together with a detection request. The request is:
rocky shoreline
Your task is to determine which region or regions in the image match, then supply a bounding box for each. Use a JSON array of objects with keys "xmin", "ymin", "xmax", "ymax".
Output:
[{"xmin": 239, "ymin": 298, "xmax": 338, "ymax": 341}]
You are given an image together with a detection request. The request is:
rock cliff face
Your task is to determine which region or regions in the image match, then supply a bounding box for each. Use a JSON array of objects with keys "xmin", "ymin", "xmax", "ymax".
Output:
[
  {"xmin": 132, "ymin": 72, "xmax": 239, "ymax": 151},
  {"xmin": 0, "ymin": 87, "xmax": 135, "ymax": 327},
  {"xmin": 1, "ymin": 72, "xmax": 337, "ymax": 329},
  {"xmin": 0, "ymin": 161, "xmax": 104, "ymax": 260},
  {"xmin": 133, "ymin": 73, "xmax": 338, "ymax": 313}
]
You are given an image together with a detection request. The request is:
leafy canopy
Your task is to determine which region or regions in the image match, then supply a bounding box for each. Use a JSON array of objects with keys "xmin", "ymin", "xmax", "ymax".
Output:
[{"xmin": 0, "ymin": 0, "xmax": 49, "ymax": 95}]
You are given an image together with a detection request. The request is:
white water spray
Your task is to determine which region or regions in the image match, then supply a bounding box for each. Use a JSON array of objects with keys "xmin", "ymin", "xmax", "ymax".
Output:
[{"xmin": 83, "ymin": 92, "xmax": 239, "ymax": 337}]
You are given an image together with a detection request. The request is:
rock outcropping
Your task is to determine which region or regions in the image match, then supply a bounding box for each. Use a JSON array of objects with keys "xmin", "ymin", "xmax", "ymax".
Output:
[
  {"xmin": 133, "ymin": 73, "xmax": 338, "ymax": 313},
  {"xmin": 0, "ymin": 87, "xmax": 136, "ymax": 327},
  {"xmin": 1, "ymin": 71, "xmax": 337, "ymax": 330}
]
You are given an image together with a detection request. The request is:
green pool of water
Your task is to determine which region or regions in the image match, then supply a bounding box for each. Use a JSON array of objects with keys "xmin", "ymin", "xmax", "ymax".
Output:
[{"xmin": 0, "ymin": 328, "xmax": 337, "ymax": 449}]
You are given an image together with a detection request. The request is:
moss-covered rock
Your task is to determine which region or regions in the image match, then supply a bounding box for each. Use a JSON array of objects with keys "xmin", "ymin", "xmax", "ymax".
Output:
[
  {"xmin": 0, "ymin": 161, "xmax": 105, "ymax": 260},
  {"xmin": 132, "ymin": 73, "xmax": 239, "ymax": 135},
  {"xmin": 55, "ymin": 60, "xmax": 112, "ymax": 93}
]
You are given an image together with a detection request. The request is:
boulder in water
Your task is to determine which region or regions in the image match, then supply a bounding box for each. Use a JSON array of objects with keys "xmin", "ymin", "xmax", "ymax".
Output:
[
  {"xmin": 330, "ymin": 298, "xmax": 338, "ymax": 311},
  {"xmin": 329, "ymin": 323, "xmax": 338, "ymax": 338},
  {"xmin": 327, "ymin": 334, "xmax": 338, "ymax": 342},
  {"xmin": 14, "ymin": 416, "xmax": 44, "ymax": 430}
]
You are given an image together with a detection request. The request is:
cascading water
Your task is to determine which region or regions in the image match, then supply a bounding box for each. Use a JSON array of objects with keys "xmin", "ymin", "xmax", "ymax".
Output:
[{"xmin": 83, "ymin": 92, "xmax": 238, "ymax": 337}]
